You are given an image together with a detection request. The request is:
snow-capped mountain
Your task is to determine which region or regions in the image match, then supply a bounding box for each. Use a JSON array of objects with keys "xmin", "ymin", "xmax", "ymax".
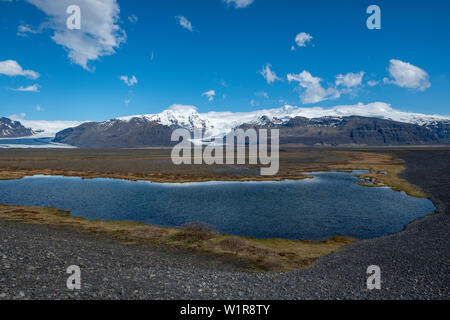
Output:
[
  {"xmin": 51, "ymin": 102, "xmax": 450, "ymax": 148},
  {"xmin": 0, "ymin": 117, "xmax": 34, "ymax": 138},
  {"xmin": 118, "ymin": 104, "xmax": 212, "ymax": 133},
  {"xmin": 114, "ymin": 102, "xmax": 450, "ymax": 138},
  {"xmin": 5, "ymin": 102, "xmax": 450, "ymax": 143}
]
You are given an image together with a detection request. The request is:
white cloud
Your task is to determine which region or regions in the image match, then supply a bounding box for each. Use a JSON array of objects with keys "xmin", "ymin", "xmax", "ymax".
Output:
[
  {"xmin": 335, "ymin": 72, "xmax": 365, "ymax": 88},
  {"xmin": 294, "ymin": 32, "xmax": 313, "ymax": 48},
  {"xmin": 202, "ymin": 90, "xmax": 216, "ymax": 102},
  {"xmin": 255, "ymin": 91, "xmax": 269, "ymax": 99},
  {"xmin": 17, "ymin": 23, "xmax": 44, "ymax": 37},
  {"xmin": 287, "ymin": 70, "xmax": 339, "ymax": 104},
  {"xmin": 367, "ymin": 80, "xmax": 379, "ymax": 87},
  {"xmin": 0, "ymin": 60, "xmax": 40, "ymax": 79},
  {"xmin": 288, "ymin": 70, "xmax": 368, "ymax": 104},
  {"xmin": 36, "ymin": 105, "xmax": 42, "ymax": 111},
  {"xmin": 250, "ymin": 99, "xmax": 260, "ymax": 107},
  {"xmin": 260, "ymin": 64, "xmax": 281, "ymax": 84},
  {"xmin": 222, "ymin": 0, "xmax": 254, "ymax": 9},
  {"xmin": 11, "ymin": 84, "xmax": 40, "ymax": 92},
  {"xmin": 384, "ymin": 59, "xmax": 431, "ymax": 91},
  {"xmin": 168, "ymin": 104, "xmax": 198, "ymax": 113},
  {"xmin": 120, "ymin": 75, "xmax": 138, "ymax": 86},
  {"xmin": 175, "ymin": 15, "xmax": 194, "ymax": 31},
  {"xmin": 25, "ymin": 0, "xmax": 126, "ymax": 71},
  {"xmin": 128, "ymin": 14, "xmax": 138, "ymax": 23}
]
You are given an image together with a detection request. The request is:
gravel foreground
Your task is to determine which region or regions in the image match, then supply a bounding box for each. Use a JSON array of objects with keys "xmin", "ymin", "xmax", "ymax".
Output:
[{"xmin": 0, "ymin": 149, "xmax": 449, "ymax": 300}]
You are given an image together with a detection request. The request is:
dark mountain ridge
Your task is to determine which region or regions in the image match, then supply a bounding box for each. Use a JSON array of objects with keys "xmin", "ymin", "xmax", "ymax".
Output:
[
  {"xmin": 54, "ymin": 117, "xmax": 176, "ymax": 148},
  {"xmin": 0, "ymin": 117, "xmax": 34, "ymax": 138},
  {"xmin": 53, "ymin": 115, "xmax": 450, "ymax": 148},
  {"xmin": 244, "ymin": 116, "xmax": 443, "ymax": 146}
]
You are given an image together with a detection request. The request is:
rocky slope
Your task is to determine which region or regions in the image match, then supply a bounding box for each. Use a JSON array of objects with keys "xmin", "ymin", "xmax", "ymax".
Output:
[
  {"xmin": 54, "ymin": 117, "xmax": 176, "ymax": 148},
  {"xmin": 54, "ymin": 114, "xmax": 450, "ymax": 148},
  {"xmin": 241, "ymin": 116, "xmax": 444, "ymax": 146},
  {"xmin": 0, "ymin": 118, "xmax": 34, "ymax": 138}
]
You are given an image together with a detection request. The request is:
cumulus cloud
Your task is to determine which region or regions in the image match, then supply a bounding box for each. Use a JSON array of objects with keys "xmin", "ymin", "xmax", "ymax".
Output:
[
  {"xmin": 367, "ymin": 80, "xmax": 379, "ymax": 87},
  {"xmin": 175, "ymin": 15, "xmax": 194, "ymax": 31},
  {"xmin": 287, "ymin": 71, "xmax": 339, "ymax": 104},
  {"xmin": 384, "ymin": 59, "xmax": 431, "ymax": 91},
  {"xmin": 222, "ymin": 0, "xmax": 254, "ymax": 9},
  {"xmin": 294, "ymin": 32, "xmax": 313, "ymax": 48},
  {"xmin": 335, "ymin": 72, "xmax": 365, "ymax": 88},
  {"xmin": 202, "ymin": 90, "xmax": 216, "ymax": 102},
  {"xmin": 120, "ymin": 75, "xmax": 138, "ymax": 86},
  {"xmin": 11, "ymin": 84, "xmax": 40, "ymax": 92},
  {"xmin": 24, "ymin": 0, "xmax": 126, "ymax": 71},
  {"xmin": 260, "ymin": 64, "xmax": 281, "ymax": 84},
  {"xmin": 0, "ymin": 60, "xmax": 40, "ymax": 79}
]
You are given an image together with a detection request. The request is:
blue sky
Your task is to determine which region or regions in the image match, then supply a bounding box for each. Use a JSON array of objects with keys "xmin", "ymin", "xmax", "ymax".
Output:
[{"xmin": 0, "ymin": 0, "xmax": 449, "ymax": 121}]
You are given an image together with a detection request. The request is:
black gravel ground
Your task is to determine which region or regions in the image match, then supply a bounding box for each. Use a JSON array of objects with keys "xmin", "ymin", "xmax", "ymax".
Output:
[{"xmin": 0, "ymin": 149, "xmax": 448, "ymax": 300}]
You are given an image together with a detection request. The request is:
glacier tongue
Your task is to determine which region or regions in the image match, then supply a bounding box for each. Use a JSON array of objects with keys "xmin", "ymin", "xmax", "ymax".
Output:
[{"xmin": 7, "ymin": 116, "xmax": 84, "ymax": 138}]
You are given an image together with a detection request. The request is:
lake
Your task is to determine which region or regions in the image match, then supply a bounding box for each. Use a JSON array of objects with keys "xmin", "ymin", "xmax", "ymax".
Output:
[{"xmin": 0, "ymin": 171, "xmax": 435, "ymax": 241}]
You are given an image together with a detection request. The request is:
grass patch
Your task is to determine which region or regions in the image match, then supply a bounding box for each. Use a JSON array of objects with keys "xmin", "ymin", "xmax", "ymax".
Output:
[
  {"xmin": 0, "ymin": 204, "xmax": 356, "ymax": 272},
  {"xmin": 0, "ymin": 150, "xmax": 427, "ymax": 199},
  {"xmin": 328, "ymin": 151, "xmax": 427, "ymax": 198},
  {"xmin": 170, "ymin": 222, "xmax": 217, "ymax": 243}
]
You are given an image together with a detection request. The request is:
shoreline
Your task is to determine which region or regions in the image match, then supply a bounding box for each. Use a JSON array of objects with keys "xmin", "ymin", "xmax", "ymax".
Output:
[
  {"xmin": 0, "ymin": 151, "xmax": 427, "ymax": 197},
  {"xmin": 0, "ymin": 148, "xmax": 448, "ymax": 299},
  {"xmin": 0, "ymin": 204, "xmax": 356, "ymax": 272},
  {"xmin": 0, "ymin": 150, "xmax": 435, "ymax": 272}
]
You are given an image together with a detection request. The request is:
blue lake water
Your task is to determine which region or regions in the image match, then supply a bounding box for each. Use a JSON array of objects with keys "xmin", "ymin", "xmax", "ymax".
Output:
[{"xmin": 0, "ymin": 171, "xmax": 435, "ymax": 241}]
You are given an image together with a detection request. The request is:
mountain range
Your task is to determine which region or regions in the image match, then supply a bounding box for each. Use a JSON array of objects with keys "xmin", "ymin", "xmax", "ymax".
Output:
[{"xmin": 2, "ymin": 102, "xmax": 450, "ymax": 147}]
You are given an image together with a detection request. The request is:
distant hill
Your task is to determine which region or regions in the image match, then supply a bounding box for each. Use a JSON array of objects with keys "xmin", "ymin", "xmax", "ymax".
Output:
[
  {"xmin": 240, "ymin": 116, "xmax": 445, "ymax": 146},
  {"xmin": 0, "ymin": 118, "xmax": 34, "ymax": 138},
  {"xmin": 54, "ymin": 117, "xmax": 176, "ymax": 148}
]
